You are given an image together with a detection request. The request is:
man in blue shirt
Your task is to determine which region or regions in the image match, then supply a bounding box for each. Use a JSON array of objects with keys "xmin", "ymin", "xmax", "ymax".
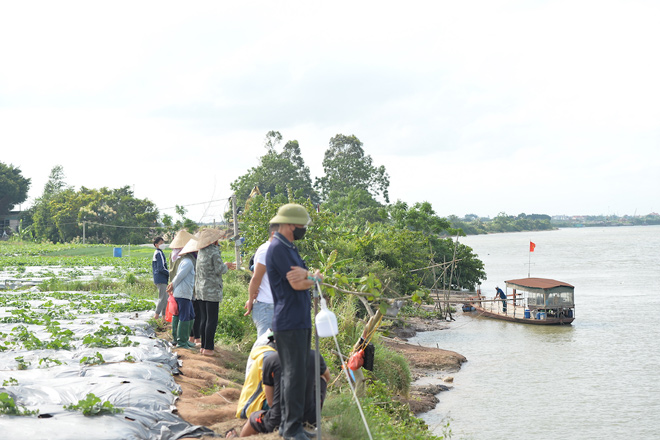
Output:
[
  {"xmin": 266, "ymin": 204, "xmax": 322, "ymax": 440},
  {"xmin": 495, "ymin": 286, "xmax": 507, "ymax": 313}
]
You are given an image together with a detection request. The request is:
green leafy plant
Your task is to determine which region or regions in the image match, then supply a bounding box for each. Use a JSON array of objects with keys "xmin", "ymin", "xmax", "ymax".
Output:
[
  {"xmin": 15, "ymin": 355, "xmax": 31, "ymax": 370},
  {"xmin": 123, "ymin": 352, "xmax": 136, "ymax": 362},
  {"xmin": 2, "ymin": 377, "xmax": 19, "ymax": 386},
  {"xmin": 125, "ymin": 272, "xmax": 138, "ymax": 284},
  {"xmin": 38, "ymin": 357, "xmax": 64, "ymax": 368},
  {"xmin": 95, "ymin": 323, "xmax": 135, "ymax": 337},
  {"xmin": 63, "ymin": 393, "xmax": 123, "ymax": 416},
  {"xmin": 0, "ymin": 392, "xmax": 39, "ymax": 416},
  {"xmin": 80, "ymin": 352, "xmax": 105, "ymax": 366},
  {"xmin": 82, "ymin": 334, "xmax": 138, "ymax": 348}
]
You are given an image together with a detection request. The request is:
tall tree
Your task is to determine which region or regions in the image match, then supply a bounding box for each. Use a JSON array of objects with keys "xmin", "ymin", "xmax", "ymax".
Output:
[
  {"xmin": 43, "ymin": 165, "xmax": 68, "ymax": 197},
  {"xmin": 0, "ymin": 162, "xmax": 31, "ymax": 214},
  {"xmin": 31, "ymin": 165, "xmax": 70, "ymax": 242},
  {"xmin": 230, "ymin": 131, "xmax": 317, "ymax": 207},
  {"xmin": 315, "ymin": 134, "xmax": 390, "ymax": 204}
]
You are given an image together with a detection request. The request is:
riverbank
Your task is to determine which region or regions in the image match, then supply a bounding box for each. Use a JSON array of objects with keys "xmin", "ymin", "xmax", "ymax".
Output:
[
  {"xmin": 384, "ymin": 315, "xmax": 467, "ymax": 414},
  {"xmin": 159, "ymin": 314, "xmax": 466, "ymax": 438}
]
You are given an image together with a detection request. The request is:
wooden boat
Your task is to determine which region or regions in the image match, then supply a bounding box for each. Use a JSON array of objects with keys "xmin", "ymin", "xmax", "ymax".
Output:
[{"xmin": 466, "ymin": 277, "xmax": 575, "ymax": 325}]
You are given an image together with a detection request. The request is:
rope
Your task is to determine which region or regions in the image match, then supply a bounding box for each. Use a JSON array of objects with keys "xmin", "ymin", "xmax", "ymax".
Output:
[
  {"xmin": 314, "ymin": 281, "xmax": 373, "ymax": 440},
  {"xmin": 332, "ymin": 332, "xmax": 374, "ymax": 440}
]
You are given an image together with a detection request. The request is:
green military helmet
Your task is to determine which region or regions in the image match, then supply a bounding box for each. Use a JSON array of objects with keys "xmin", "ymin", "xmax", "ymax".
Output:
[{"xmin": 269, "ymin": 203, "xmax": 312, "ymax": 226}]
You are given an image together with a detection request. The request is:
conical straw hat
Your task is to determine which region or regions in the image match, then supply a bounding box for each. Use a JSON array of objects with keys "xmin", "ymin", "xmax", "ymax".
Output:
[
  {"xmin": 195, "ymin": 228, "xmax": 229, "ymax": 250},
  {"xmin": 170, "ymin": 230, "xmax": 194, "ymax": 249},
  {"xmin": 179, "ymin": 237, "xmax": 198, "ymax": 255}
]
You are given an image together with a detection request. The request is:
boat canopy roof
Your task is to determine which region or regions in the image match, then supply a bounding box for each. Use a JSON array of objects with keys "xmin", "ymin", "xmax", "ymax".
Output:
[{"xmin": 505, "ymin": 277, "xmax": 574, "ymax": 294}]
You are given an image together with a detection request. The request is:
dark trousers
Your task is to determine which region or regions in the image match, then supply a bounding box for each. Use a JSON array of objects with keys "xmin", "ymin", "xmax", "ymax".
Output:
[
  {"xmin": 191, "ymin": 299, "xmax": 202, "ymax": 339},
  {"xmin": 274, "ymin": 328, "xmax": 311, "ymax": 438},
  {"xmin": 198, "ymin": 300, "xmax": 219, "ymax": 351}
]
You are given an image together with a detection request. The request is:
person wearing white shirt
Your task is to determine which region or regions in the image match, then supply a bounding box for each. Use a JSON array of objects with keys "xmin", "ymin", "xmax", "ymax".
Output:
[{"xmin": 244, "ymin": 224, "xmax": 278, "ymax": 337}]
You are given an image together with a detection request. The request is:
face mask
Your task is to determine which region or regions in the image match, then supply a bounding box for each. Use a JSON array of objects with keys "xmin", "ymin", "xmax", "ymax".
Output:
[
  {"xmin": 293, "ymin": 227, "xmax": 307, "ymax": 241},
  {"xmin": 159, "ymin": 243, "xmax": 167, "ymax": 250}
]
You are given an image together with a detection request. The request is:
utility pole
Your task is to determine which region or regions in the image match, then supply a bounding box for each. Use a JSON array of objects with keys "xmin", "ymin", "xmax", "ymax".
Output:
[
  {"xmin": 82, "ymin": 221, "xmax": 86, "ymax": 244},
  {"xmin": 232, "ymin": 194, "xmax": 241, "ymax": 267}
]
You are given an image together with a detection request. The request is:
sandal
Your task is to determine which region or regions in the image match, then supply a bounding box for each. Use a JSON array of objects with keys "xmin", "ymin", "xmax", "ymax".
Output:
[{"xmin": 224, "ymin": 427, "xmax": 238, "ymax": 438}]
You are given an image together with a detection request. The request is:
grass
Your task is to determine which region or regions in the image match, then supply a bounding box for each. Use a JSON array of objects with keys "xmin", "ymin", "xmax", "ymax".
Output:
[{"xmin": 323, "ymin": 388, "xmax": 447, "ymax": 440}]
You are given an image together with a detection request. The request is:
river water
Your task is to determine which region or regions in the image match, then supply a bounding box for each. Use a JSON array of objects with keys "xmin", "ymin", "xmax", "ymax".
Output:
[{"xmin": 413, "ymin": 226, "xmax": 660, "ymax": 440}]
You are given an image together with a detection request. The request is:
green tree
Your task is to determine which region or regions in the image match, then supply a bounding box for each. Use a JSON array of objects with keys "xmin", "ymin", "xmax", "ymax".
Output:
[
  {"xmin": 315, "ymin": 134, "xmax": 390, "ymax": 204},
  {"xmin": 32, "ymin": 185, "xmax": 159, "ymax": 243},
  {"xmin": 77, "ymin": 186, "xmax": 159, "ymax": 244},
  {"xmin": 324, "ymin": 188, "xmax": 387, "ymax": 226},
  {"xmin": 239, "ymin": 194, "xmax": 485, "ymax": 298},
  {"xmin": 489, "ymin": 212, "xmax": 518, "ymax": 232},
  {"xmin": 426, "ymin": 236, "xmax": 486, "ymax": 291},
  {"xmin": 388, "ymin": 200, "xmax": 454, "ymax": 236},
  {"xmin": 447, "ymin": 214, "xmax": 487, "ymax": 235},
  {"xmin": 43, "ymin": 165, "xmax": 69, "ymax": 197},
  {"xmin": 31, "ymin": 166, "xmax": 72, "ymax": 242},
  {"xmin": 0, "ymin": 162, "xmax": 31, "ymax": 214},
  {"xmin": 161, "ymin": 205, "xmax": 198, "ymax": 238},
  {"xmin": 230, "ymin": 131, "xmax": 317, "ymax": 207}
]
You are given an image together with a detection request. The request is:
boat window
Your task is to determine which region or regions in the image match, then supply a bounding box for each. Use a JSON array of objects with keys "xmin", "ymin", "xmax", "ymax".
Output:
[
  {"xmin": 546, "ymin": 292, "xmax": 574, "ymax": 307},
  {"xmin": 528, "ymin": 292, "xmax": 545, "ymax": 306},
  {"xmin": 527, "ymin": 291, "xmax": 574, "ymax": 308}
]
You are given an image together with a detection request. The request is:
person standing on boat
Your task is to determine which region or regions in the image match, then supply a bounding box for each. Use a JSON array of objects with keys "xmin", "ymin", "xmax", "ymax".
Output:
[{"xmin": 495, "ymin": 286, "xmax": 507, "ymax": 313}]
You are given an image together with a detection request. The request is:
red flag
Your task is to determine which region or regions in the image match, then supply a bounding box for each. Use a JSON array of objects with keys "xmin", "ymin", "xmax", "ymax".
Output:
[{"xmin": 530, "ymin": 241, "xmax": 536, "ymax": 252}]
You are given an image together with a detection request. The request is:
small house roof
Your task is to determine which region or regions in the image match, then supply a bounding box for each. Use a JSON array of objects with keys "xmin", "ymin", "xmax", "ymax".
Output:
[{"xmin": 505, "ymin": 277, "xmax": 574, "ymax": 294}]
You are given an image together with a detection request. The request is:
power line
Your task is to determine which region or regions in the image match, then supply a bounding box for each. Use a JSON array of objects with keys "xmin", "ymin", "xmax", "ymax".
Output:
[
  {"xmin": 160, "ymin": 197, "xmax": 231, "ymax": 211},
  {"xmin": 85, "ymin": 221, "xmax": 159, "ymax": 230}
]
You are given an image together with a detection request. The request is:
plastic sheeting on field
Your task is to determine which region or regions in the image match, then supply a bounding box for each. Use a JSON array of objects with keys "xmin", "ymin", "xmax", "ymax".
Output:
[{"xmin": 0, "ymin": 290, "xmax": 214, "ymax": 440}]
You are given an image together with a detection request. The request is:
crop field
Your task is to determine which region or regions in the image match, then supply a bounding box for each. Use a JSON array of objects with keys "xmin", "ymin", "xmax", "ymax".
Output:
[{"xmin": 0, "ymin": 242, "xmax": 210, "ymax": 440}]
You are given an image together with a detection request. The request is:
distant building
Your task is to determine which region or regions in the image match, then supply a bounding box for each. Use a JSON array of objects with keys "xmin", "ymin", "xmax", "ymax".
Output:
[{"xmin": 0, "ymin": 211, "xmax": 22, "ymax": 233}]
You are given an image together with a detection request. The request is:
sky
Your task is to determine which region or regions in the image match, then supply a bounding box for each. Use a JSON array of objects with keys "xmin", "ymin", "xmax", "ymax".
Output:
[{"xmin": 2, "ymin": 0, "xmax": 659, "ymax": 224}]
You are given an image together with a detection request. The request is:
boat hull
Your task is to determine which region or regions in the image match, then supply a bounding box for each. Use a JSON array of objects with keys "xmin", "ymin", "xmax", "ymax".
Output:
[{"xmin": 470, "ymin": 304, "xmax": 575, "ymax": 325}]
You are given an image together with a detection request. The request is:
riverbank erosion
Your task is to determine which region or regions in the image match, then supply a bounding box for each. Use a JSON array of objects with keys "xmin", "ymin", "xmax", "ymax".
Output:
[
  {"xmin": 385, "ymin": 316, "xmax": 467, "ymax": 414},
  {"xmin": 158, "ymin": 316, "xmax": 466, "ymax": 438}
]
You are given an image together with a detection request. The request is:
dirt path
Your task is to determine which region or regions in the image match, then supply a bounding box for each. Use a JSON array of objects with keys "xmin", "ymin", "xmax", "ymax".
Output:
[{"xmin": 161, "ymin": 314, "xmax": 466, "ymax": 438}]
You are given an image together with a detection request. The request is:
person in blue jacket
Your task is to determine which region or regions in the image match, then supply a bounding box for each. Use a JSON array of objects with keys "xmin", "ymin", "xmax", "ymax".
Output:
[
  {"xmin": 152, "ymin": 236, "xmax": 169, "ymax": 319},
  {"xmin": 495, "ymin": 286, "xmax": 507, "ymax": 313}
]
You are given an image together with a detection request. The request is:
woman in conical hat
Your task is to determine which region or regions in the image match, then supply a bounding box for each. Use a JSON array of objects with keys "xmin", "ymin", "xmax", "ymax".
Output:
[
  {"xmin": 193, "ymin": 228, "xmax": 236, "ymax": 356},
  {"xmin": 167, "ymin": 236, "xmax": 198, "ymax": 349},
  {"xmin": 169, "ymin": 229, "xmax": 194, "ymax": 264},
  {"xmin": 166, "ymin": 230, "xmax": 195, "ymax": 346}
]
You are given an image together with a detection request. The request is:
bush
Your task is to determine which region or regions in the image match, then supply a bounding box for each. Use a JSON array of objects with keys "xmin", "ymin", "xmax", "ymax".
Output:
[
  {"xmin": 370, "ymin": 340, "xmax": 411, "ymax": 396},
  {"xmin": 215, "ymin": 271, "xmax": 255, "ymax": 347},
  {"xmin": 323, "ymin": 384, "xmax": 444, "ymax": 440}
]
